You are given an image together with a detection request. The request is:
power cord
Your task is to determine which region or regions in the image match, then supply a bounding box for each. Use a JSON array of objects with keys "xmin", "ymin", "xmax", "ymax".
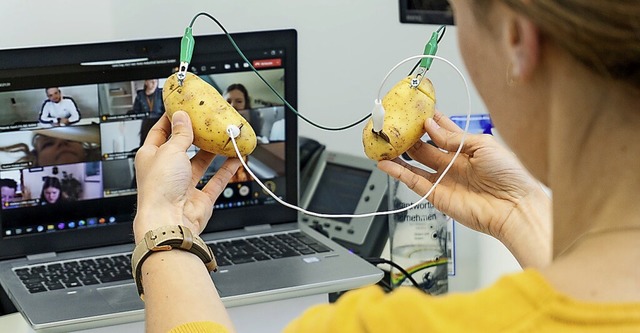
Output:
[{"xmin": 364, "ymin": 257, "xmax": 425, "ymax": 293}]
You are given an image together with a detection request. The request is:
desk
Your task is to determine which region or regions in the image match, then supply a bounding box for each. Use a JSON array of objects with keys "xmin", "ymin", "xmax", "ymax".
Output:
[{"xmin": 0, "ymin": 293, "xmax": 327, "ymax": 333}]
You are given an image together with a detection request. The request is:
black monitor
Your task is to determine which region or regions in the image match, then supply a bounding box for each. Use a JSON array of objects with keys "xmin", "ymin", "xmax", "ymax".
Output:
[
  {"xmin": 399, "ymin": 0, "xmax": 454, "ymax": 25},
  {"xmin": 0, "ymin": 29, "xmax": 299, "ymax": 259}
]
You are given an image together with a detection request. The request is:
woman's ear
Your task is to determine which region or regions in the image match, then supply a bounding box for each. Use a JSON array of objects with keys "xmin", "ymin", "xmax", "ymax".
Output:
[{"xmin": 504, "ymin": 12, "xmax": 541, "ymax": 83}]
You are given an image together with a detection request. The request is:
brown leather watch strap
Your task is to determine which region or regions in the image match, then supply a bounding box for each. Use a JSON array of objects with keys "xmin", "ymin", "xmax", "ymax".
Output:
[{"xmin": 131, "ymin": 225, "xmax": 217, "ymax": 299}]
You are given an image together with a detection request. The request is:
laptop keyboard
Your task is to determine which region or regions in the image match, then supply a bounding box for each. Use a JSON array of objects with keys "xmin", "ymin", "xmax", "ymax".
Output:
[
  {"xmin": 13, "ymin": 231, "xmax": 332, "ymax": 294},
  {"xmin": 210, "ymin": 231, "xmax": 331, "ymax": 266},
  {"xmin": 13, "ymin": 254, "xmax": 133, "ymax": 294}
]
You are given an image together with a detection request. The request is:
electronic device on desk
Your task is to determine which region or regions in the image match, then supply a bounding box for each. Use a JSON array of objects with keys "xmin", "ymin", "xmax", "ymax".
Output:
[
  {"xmin": 299, "ymin": 149, "xmax": 389, "ymax": 257},
  {"xmin": 398, "ymin": 0, "xmax": 454, "ymax": 25}
]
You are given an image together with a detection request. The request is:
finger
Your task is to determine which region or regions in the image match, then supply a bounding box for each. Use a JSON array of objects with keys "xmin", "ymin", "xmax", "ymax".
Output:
[
  {"xmin": 166, "ymin": 111, "xmax": 195, "ymax": 151},
  {"xmin": 404, "ymin": 141, "xmax": 454, "ymax": 183},
  {"xmin": 190, "ymin": 149, "xmax": 216, "ymax": 183},
  {"xmin": 201, "ymin": 158, "xmax": 242, "ymax": 201},
  {"xmin": 142, "ymin": 114, "xmax": 171, "ymax": 148},
  {"xmin": 389, "ymin": 155, "xmax": 439, "ymax": 183},
  {"xmin": 425, "ymin": 116, "xmax": 483, "ymax": 157},
  {"xmin": 380, "ymin": 159, "xmax": 465, "ymax": 222},
  {"xmin": 378, "ymin": 160, "xmax": 435, "ymax": 198},
  {"xmin": 432, "ymin": 111, "xmax": 463, "ymax": 133}
]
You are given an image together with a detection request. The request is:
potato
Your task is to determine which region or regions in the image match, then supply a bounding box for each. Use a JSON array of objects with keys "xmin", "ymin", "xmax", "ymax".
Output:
[
  {"xmin": 162, "ymin": 72, "xmax": 257, "ymax": 157},
  {"xmin": 362, "ymin": 75, "xmax": 436, "ymax": 161}
]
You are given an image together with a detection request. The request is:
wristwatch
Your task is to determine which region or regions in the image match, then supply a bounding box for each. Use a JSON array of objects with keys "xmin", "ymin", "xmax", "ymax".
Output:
[{"xmin": 131, "ymin": 224, "xmax": 217, "ymax": 299}]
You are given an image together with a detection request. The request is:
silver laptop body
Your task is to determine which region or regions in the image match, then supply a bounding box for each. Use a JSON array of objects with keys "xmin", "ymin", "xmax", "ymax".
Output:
[{"xmin": 0, "ymin": 29, "xmax": 382, "ymax": 332}]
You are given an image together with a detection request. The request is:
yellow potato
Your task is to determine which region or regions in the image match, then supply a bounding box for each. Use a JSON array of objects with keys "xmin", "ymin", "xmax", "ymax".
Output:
[
  {"xmin": 162, "ymin": 72, "xmax": 257, "ymax": 157},
  {"xmin": 362, "ymin": 76, "xmax": 436, "ymax": 161}
]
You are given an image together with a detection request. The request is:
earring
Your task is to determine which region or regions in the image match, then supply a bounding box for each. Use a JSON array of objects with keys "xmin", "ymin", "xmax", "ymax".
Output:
[{"xmin": 506, "ymin": 62, "xmax": 520, "ymax": 87}]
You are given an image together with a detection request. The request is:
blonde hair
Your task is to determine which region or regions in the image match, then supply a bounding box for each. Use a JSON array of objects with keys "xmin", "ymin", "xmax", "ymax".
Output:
[{"xmin": 476, "ymin": 0, "xmax": 640, "ymax": 88}]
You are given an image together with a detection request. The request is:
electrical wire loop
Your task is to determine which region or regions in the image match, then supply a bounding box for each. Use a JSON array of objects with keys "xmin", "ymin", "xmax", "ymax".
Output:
[
  {"xmin": 227, "ymin": 54, "xmax": 472, "ymax": 220},
  {"xmin": 185, "ymin": 13, "xmax": 471, "ymax": 221}
]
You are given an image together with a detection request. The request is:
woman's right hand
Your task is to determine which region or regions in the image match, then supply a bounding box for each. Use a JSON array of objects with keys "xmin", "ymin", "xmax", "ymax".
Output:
[
  {"xmin": 133, "ymin": 111, "xmax": 241, "ymax": 244},
  {"xmin": 378, "ymin": 112, "xmax": 551, "ymax": 267}
]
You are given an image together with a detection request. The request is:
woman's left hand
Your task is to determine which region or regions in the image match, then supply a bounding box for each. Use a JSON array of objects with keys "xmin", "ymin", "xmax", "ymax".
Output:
[{"xmin": 132, "ymin": 111, "xmax": 241, "ymax": 242}]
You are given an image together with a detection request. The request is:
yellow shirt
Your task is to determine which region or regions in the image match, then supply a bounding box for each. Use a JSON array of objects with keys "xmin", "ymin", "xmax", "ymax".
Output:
[
  {"xmin": 170, "ymin": 269, "xmax": 640, "ymax": 333},
  {"xmin": 169, "ymin": 322, "xmax": 229, "ymax": 333}
]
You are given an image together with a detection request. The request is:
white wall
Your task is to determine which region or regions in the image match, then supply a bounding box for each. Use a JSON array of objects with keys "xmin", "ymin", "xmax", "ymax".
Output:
[{"xmin": 0, "ymin": 0, "xmax": 521, "ymax": 291}]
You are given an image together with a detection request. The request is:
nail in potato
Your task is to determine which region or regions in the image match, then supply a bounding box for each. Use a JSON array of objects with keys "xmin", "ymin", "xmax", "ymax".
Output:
[
  {"xmin": 362, "ymin": 76, "xmax": 436, "ymax": 161},
  {"xmin": 162, "ymin": 72, "xmax": 257, "ymax": 157}
]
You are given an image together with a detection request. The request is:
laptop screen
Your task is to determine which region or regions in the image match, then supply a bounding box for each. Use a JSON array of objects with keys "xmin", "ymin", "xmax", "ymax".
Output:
[{"xmin": 0, "ymin": 29, "xmax": 299, "ymax": 260}]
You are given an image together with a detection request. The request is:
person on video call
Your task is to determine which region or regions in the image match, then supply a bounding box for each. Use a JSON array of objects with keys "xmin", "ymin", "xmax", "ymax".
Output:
[
  {"xmin": 132, "ymin": 79, "xmax": 165, "ymax": 117},
  {"xmin": 31, "ymin": 126, "xmax": 101, "ymax": 167},
  {"xmin": 39, "ymin": 176, "xmax": 66, "ymax": 205},
  {"xmin": 224, "ymin": 83, "xmax": 273, "ymax": 143},
  {"xmin": 39, "ymin": 87, "xmax": 81, "ymax": 126},
  {"xmin": 0, "ymin": 178, "xmax": 18, "ymax": 207},
  {"xmin": 0, "ymin": 126, "xmax": 101, "ymax": 167},
  {"xmin": 223, "ymin": 83, "xmax": 251, "ymax": 120},
  {"xmin": 132, "ymin": 1, "xmax": 640, "ymax": 332}
]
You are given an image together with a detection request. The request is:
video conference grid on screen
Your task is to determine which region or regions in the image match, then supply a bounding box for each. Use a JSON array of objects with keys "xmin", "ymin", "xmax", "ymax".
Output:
[{"xmin": 0, "ymin": 56, "xmax": 287, "ymax": 238}]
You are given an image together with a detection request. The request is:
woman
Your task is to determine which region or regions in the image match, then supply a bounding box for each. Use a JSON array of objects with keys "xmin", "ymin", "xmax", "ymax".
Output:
[
  {"xmin": 0, "ymin": 126, "xmax": 101, "ymax": 167},
  {"xmin": 223, "ymin": 83, "xmax": 251, "ymax": 118},
  {"xmin": 132, "ymin": 79, "xmax": 165, "ymax": 117},
  {"xmin": 133, "ymin": 1, "xmax": 640, "ymax": 332},
  {"xmin": 32, "ymin": 134, "xmax": 90, "ymax": 167},
  {"xmin": 39, "ymin": 176, "xmax": 65, "ymax": 205},
  {"xmin": 32, "ymin": 126, "xmax": 101, "ymax": 167}
]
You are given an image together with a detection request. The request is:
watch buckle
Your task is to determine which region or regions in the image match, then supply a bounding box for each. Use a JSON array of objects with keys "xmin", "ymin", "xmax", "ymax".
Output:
[{"xmin": 144, "ymin": 231, "xmax": 173, "ymax": 252}]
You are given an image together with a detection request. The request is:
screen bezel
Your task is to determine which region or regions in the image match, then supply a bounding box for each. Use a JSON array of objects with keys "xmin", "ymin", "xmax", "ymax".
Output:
[{"xmin": 0, "ymin": 29, "xmax": 299, "ymax": 259}]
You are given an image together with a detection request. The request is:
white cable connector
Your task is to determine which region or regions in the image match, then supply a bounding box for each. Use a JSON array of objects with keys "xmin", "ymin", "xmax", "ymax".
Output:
[
  {"xmin": 371, "ymin": 99, "xmax": 385, "ymax": 133},
  {"xmin": 226, "ymin": 124, "xmax": 241, "ymax": 138}
]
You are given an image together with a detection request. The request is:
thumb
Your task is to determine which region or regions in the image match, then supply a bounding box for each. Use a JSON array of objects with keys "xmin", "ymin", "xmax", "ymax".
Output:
[{"xmin": 169, "ymin": 111, "xmax": 194, "ymax": 150}]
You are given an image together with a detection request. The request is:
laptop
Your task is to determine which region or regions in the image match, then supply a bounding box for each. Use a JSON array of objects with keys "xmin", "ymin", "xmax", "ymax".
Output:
[{"xmin": 0, "ymin": 29, "xmax": 383, "ymax": 332}]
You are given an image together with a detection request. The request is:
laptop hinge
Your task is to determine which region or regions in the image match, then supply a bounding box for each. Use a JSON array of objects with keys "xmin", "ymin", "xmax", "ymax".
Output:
[
  {"xmin": 243, "ymin": 224, "xmax": 272, "ymax": 232},
  {"xmin": 26, "ymin": 252, "xmax": 57, "ymax": 261}
]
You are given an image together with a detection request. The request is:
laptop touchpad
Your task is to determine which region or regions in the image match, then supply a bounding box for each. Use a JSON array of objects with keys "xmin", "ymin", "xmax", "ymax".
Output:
[{"xmin": 98, "ymin": 284, "xmax": 143, "ymax": 310}]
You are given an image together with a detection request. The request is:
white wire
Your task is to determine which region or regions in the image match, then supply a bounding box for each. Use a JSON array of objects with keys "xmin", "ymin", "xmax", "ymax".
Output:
[{"xmin": 227, "ymin": 54, "xmax": 472, "ymax": 219}]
